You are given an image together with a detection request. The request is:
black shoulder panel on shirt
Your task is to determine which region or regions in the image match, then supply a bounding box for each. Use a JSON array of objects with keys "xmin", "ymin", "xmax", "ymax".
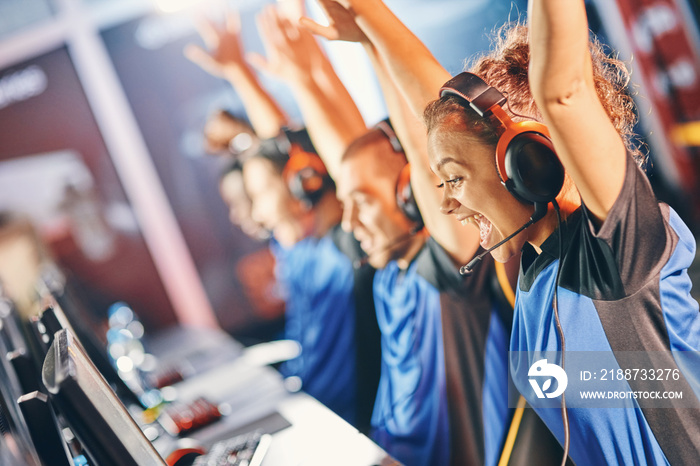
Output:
[
  {"xmin": 417, "ymin": 238, "xmax": 522, "ymax": 465},
  {"xmin": 414, "ymin": 237, "xmax": 450, "ymax": 291},
  {"xmin": 519, "ymin": 208, "xmax": 627, "ymax": 299},
  {"xmin": 592, "ymin": 204, "xmax": 700, "ymax": 464},
  {"xmin": 520, "ymin": 159, "xmax": 668, "ymax": 301},
  {"xmin": 328, "ymin": 224, "xmax": 364, "ymax": 263},
  {"xmin": 415, "ymin": 237, "xmax": 491, "ymax": 292},
  {"xmin": 595, "ymin": 281, "xmax": 700, "ymax": 464}
]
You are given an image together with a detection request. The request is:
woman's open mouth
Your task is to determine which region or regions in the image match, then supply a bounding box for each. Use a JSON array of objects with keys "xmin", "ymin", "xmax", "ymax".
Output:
[{"xmin": 460, "ymin": 214, "xmax": 494, "ymax": 248}]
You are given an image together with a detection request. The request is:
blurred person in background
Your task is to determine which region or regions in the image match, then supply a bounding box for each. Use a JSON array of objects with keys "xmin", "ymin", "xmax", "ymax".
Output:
[{"xmin": 185, "ymin": 8, "xmax": 381, "ymax": 433}]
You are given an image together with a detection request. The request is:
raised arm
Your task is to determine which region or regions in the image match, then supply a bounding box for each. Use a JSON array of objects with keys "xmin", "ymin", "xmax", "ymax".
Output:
[
  {"xmin": 528, "ymin": 0, "xmax": 627, "ymax": 223},
  {"xmin": 308, "ymin": 0, "xmax": 451, "ymax": 117},
  {"xmin": 184, "ymin": 10, "xmax": 287, "ymax": 138},
  {"xmin": 375, "ymin": 48, "xmax": 480, "ymax": 263},
  {"xmin": 250, "ymin": 5, "xmax": 367, "ymax": 180},
  {"xmin": 304, "ymin": 0, "xmax": 480, "ymax": 263}
]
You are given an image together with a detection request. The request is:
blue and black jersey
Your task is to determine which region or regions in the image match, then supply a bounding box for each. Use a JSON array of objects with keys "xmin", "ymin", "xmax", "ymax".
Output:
[
  {"xmin": 272, "ymin": 225, "xmax": 380, "ymax": 432},
  {"xmin": 510, "ymin": 156, "xmax": 700, "ymax": 465},
  {"xmin": 369, "ymin": 238, "xmax": 514, "ymax": 466}
]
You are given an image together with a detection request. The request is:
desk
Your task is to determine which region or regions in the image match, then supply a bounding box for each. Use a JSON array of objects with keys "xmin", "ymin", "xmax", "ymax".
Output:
[
  {"xmin": 148, "ymin": 328, "xmax": 395, "ymax": 465},
  {"xmin": 144, "ymin": 325, "xmax": 244, "ymax": 379},
  {"xmin": 265, "ymin": 394, "xmax": 394, "ymax": 466}
]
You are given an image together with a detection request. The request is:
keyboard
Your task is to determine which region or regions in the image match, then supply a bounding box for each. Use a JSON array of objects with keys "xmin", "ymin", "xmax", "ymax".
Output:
[
  {"xmin": 192, "ymin": 430, "xmax": 271, "ymax": 466},
  {"xmin": 147, "ymin": 364, "xmax": 186, "ymax": 389},
  {"xmin": 158, "ymin": 397, "xmax": 222, "ymax": 436}
]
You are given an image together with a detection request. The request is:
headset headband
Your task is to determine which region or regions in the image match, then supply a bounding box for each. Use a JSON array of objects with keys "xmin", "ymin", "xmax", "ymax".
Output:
[
  {"xmin": 440, "ymin": 72, "xmax": 508, "ymax": 118},
  {"xmin": 439, "ymin": 72, "xmax": 564, "ymax": 206},
  {"xmin": 374, "ymin": 119, "xmax": 404, "ymax": 153}
]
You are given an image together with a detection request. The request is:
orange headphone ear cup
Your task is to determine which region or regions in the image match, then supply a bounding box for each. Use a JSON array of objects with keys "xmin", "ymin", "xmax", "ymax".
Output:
[
  {"xmin": 283, "ymin": 147, "xmax": 332, "ymax": 206},
  {"xmin": 373, "ymin": 119, "xmax": 424, "ymax": 229},
  {"xmin": 503, "ymin": 132, "xmax": 564, "ymax": 204},
  {"xmin": 494, "ymin": 119, "xmax": 564, "ymax": 205}
]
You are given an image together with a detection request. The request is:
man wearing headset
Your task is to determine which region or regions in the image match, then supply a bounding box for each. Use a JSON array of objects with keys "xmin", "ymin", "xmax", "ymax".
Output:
[
  {"xmin": 249, "ymin": 5, "xmax": 543, "ymax": 465},
  {"xmin": 185, "ymin": 11, "xmax": 380, "ymax": 433}
]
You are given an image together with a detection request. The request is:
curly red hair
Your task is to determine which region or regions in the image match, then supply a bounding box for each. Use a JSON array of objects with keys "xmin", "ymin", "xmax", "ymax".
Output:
[{"xmin": 425, "ymin": 23, "xmax": 644, "ymax": 166}]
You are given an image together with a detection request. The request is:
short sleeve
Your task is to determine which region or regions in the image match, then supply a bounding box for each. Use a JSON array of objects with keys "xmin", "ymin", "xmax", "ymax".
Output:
[
  {"xmin": 414, "ymin": 237, "xmax": 463, "ymax": 291},
  {"xmin": 580, "ymin": 155, "xmax": 668, "ymax": 296}
]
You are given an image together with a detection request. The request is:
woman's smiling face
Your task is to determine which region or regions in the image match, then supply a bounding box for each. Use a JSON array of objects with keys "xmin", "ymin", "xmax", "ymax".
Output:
[{"xmin": 427, "ymin": 122, "xmax": 534, "ymax": 264}]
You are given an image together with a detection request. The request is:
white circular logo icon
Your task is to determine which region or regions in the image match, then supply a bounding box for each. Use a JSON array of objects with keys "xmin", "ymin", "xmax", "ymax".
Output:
[{"xmin": 528, "ymin": 358, "xmax": 568, "ymax": 399}]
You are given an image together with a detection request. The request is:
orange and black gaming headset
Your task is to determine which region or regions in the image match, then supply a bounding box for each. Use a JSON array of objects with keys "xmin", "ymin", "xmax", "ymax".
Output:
[
  {"xmin": 374, "ymin": 119, "xmax": 425, "ymax": 231},
  {"xmin": 439, "ymin": 72, "xmax": 564, "ymax": 210},
  {"xmin": 283, "ymin": 144, "xmax": 332, "ymax": 207},
  {"xmin": 258, "ymin": 127, "xmax": 334, "ymax": 208}
]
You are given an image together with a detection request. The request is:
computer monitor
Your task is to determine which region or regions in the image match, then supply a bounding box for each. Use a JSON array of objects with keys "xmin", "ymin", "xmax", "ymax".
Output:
[
  {"xmin": 42, "ymin": 328, "xmax": 167, "ymax": 466},
  {"xmin": 0, "ymin": 294, "xmax": 27, "ymax": 355},
  {"xmin": 37, "ymin": 300, "xmax": 230, "ymax": 440},
  {"xmin": 17, "ymin": 391, "xmax": 73, "ymax": 466},
  {"xmin": 38, "ymin": 262, "xmax": 110, "ymax": 348},
  {"xmin": 0, "ymin": 295, "xmax": 75, "ymax": 466},
  {"xmin": 0, "ymin": 297, "xmax": 43, "ymax": 394},
  {"xmin": 39, "ymin": 298, "xmax": 146, "ymax": 409},
  {"xmin": 0, "ymin": 321, "xmax": 42, "ymax": 466},
  {"xmin": 0, "ymin": 388, "xmax": 41, "ymax": 466}
]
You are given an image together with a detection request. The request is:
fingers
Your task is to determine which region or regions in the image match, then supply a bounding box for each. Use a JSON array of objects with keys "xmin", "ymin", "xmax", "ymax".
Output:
[
  {"xmin": 276, "ymin": 0, "xmax": 305, "ymax": 22},
  {"xmin": 318, "ymin": 0, "xmax": 349, "ymax": 16},
  {"xmin": 184, "ymin": 44, "xmax": 219, "ymax": 74},
  {"xmin": 332, "ymin": 0, "xmax": 353, "ymax": 9},
  {"xmin": 258, "ymin": 5, "xmax": 300, "ymax": 49},
  {"xmin": 258, "ymin": 5, "xmax": 284, "ymax": 47},
  {"xmin": 224, "ymin": 8, "xmax": 241, "ymax": 34},
  {"xmin": 246, "ymin": 52, "xmax": 270, "ymax": 74},
  {"xmin": 278, "ymin": 12, "xmax": 300, "ymax": 42},
  {"xmin": 299, "ymin": 16, "xmax": 339, "ymax": 41},
  {"xmin": 303, "ymin": 0, "xmax": 365, "ymax": 42},
  {"xmin": 317, "ymin": 0, "xmax": 335, "ymax": 13},
  {"xmin": 193, "ymin": 15, "xmax": 221, "ymax": 49}
]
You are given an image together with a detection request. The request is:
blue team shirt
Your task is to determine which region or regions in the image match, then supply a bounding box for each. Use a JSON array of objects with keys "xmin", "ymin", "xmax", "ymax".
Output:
[
  {"xmin": 510, "ymin": 157, "xmax": 700, "ymax": 465},
  {"xmin": 271, "ymin": 228, "xmax": 358, "ymax": 425},
  {"xmin": 371, "ymin": 254, "xmax": 450, "ymax": 466},
  {"xmin": 368, "ymin": 238, "xmax": 513, "ymax": 466}
]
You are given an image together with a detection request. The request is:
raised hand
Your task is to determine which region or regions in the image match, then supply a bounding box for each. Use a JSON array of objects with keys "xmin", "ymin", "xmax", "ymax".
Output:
[
  {"xmin": 184, "ymin": 10, "xmax": 248, "ymax": 77},
  {"xmin": 275, "ymin": 0, "xmax": 306, "ymax": 22},
  {"xmin": 248, "ymin": 5, "xmax": 326, "ymax": 85},
  {"xmin": 300, "ymin": 0, "xmax": 367, "ymax": 43}
]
